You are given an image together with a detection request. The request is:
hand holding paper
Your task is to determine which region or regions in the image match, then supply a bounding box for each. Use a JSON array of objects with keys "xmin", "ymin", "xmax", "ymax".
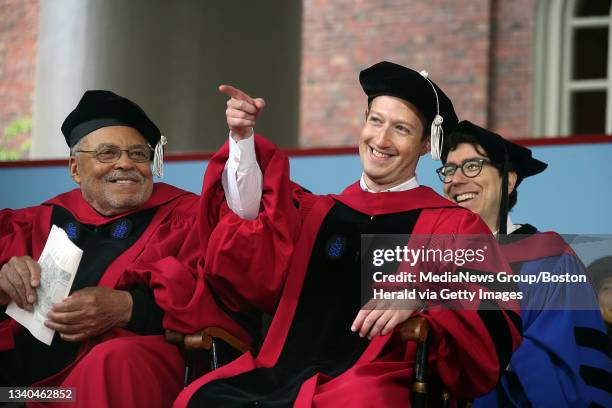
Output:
[
  {"xmin": 45, "ymin": 286, "xmax": 133, "ymax": 342},
  {"xmin": 5, "ymin": 225, "xmax": 83, "ymax": 345},
  {"xmin": 0, "ymin": 255, "xmax": 41, "ymax": 310}
]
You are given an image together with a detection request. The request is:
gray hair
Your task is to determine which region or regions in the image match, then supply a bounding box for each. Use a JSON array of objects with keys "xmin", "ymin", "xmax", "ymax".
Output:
[{"xmin": 69, "ymin": 136, "xmax": 88, "ymax": 157}]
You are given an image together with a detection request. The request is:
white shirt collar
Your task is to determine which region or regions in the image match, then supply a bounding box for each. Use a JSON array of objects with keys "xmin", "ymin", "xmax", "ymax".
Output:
[
  {"xmin": 359, "ymin": 173, "xmax": 420, "ymax": 193},
  {"xmin": 494, "ymin": 215, "xmax": 521, "ymax": 236}
]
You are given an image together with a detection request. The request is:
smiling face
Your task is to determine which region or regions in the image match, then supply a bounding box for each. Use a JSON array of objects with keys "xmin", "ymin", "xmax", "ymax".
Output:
[
  {"xmin": 358, "ymin": 95, "xmax": 429, "ymax": 191},
  {"xmin": 598, "ymin": 277, "xmax": 612, "ymax": 325},
  {"xmin": 443, "ymin": 142, "xmax": 517, "ymax": 232},
  {"xmin": 69, "ymin": 126, "xmax": 153, "ymax": 216}
]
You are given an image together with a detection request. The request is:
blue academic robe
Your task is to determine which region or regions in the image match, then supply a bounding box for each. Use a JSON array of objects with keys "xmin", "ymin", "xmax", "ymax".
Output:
[{"xmin": 474, "ymin": 225, "xmax": 612, "ymax": 407}]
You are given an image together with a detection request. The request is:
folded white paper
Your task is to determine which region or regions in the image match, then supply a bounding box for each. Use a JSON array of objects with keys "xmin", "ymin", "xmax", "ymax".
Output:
[{"xmin": 6, "ymin": 225, "xmax": 83, "ymax": 345}]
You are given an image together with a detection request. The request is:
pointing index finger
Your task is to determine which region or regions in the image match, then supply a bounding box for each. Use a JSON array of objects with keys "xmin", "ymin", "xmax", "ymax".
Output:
[{"xmin": 218, "ymin": 84, "xmax": 254, "ymax": 104}]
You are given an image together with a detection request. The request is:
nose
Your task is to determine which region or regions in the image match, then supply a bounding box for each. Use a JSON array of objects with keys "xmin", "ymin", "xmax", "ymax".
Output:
[
  {"xmin": 114, "ymin": 150, "xmax": 135, "ymax": 169},
  {"xmin": 372, "ymin": 126, "xmax": 392, "ymax": 148},
  {"xmin": 444, "ymin": 170, "xmax": 467, "ymax": 198},
  {"xmin": 448, "ymin": 168, "xmax": 469, "ymax": 185}
]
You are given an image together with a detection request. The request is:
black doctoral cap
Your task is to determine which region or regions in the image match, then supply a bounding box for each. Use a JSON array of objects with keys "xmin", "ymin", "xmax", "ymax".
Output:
[
  {"xmin": 61, "ymin": 90, "xmax": 167, "ymax": 177},
  {"xmin": 588, "ymin": 256, "xmax": 612, "ymax": 293},
  {"xmin": 442, "ymin": 120, "xmax": 548, "ymax": 234},
  {"xmin": 359, "ymin": 61, "xmax": 459, "ymax": 159}
]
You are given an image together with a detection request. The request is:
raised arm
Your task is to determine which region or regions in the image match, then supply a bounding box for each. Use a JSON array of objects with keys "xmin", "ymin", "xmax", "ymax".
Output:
[
  {"xmin": 219, "ymin": 85, "xmax": 266, "ymax": 220},
  {"xmin": 197, "ymin": 87, "xmax": 303, "ymax": 315}
]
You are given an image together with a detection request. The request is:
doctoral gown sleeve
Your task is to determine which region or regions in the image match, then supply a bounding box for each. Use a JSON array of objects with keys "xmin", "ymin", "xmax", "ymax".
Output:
[
  {"xmin": 0, "ymin": 206, "xmax": 47, "ymax": 265},
  {"xmin": 125, "ymin": 285, "xmax": 165, "ymax": 335},
  {"xmin": 112, "ymin": 194, "xmax": 212, "ymax": 331},
  {"xmin": 412, "ymin": 209, "xmax": 523, "ymax": 398},
  {"xmin": 198, "ymin": 135, "xmax": 302, "ymax": 315},
  {"xmin": 0, "ymin": 206, "xmax": 51, "ymax": 350}
]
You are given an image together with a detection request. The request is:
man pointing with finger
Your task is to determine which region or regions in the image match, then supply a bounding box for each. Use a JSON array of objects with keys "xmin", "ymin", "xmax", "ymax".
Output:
[{"xmin": 175, "ymin": 62, "xmax": 523, "ymax": 406}]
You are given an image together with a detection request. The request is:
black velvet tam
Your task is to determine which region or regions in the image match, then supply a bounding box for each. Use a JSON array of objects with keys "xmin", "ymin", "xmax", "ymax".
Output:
[
  {"xmin": 588, "ymin": 256, "xmax": 612, "ymax": 293},
  {"xmin": 442, "ymin": 120, "xmax": 548, "ymax": 186},
  {"xmin": 359, "ymin": 61, "xmax": 458, "ymax": 136},
  {"xmin": 61, "ymin": 90, "xmax": 161, "ymax": 148}
]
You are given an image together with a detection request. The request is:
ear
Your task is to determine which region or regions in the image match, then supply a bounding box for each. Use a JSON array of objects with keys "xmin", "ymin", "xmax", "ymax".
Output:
[
  {"xmin": 69, "ymin": 156, "xmax": 81, "ymax": 185},
  {"xmin": 364, "ymin": 108, "xmax": 369, "ymax": 122},
  {"xmin": 419, "ymin": 138, "xmax": 431, "ymax": 157},
  {"xmin": 508, "ymin": 170, "xmax": 518, "ymax": 194}
]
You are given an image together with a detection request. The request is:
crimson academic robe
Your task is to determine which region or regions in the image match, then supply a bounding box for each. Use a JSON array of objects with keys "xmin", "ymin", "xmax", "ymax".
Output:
[
  {"xmin": 174, "ymin": 136, "xmax": 522, "ymax": 407},
  {"xmin": 0, "ymin": 183, "xmax": 214, "ymax": 408}
]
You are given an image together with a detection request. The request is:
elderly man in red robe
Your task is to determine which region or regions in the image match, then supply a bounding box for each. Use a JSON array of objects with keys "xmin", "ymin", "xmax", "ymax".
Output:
[{"xmin": 0, "ymin": 90, "xmax": 209, "ymax": 408}]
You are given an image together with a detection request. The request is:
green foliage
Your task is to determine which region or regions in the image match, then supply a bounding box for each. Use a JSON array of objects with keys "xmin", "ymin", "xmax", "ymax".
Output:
[
  {"xmin": 0, "ymin": 117, "xmax": 33, "ymax": 160},
  {"xmin": 4, "ymin": 117, "xmax": 32, "ymax": 140}
]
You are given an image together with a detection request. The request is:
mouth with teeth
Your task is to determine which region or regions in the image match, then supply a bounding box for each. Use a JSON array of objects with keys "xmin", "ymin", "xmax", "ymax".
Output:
[
  {"xmin": 108, "ymin": 178, "xmax": 140, "ymax": 184},
  {"xmin": 453, "ymin": 192, "xmax": 478, "ymax": 204},
  {"xmin": 104, "ymin": 172, "xmax": 144, "ymax": 186},
  {"xmin": 369, "ymin": 145, "xmax": 394, "ymax": 160}
]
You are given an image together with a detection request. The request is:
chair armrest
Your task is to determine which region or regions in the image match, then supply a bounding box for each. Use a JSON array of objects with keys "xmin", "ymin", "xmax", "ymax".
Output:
[
  {"xmin": 165, "ymin": 327, "xmax": 251, "ymax": 385},
  {"xmin": 165, "ymin": 329, "xmax": 185, "ymax": 345},
  {"xmin": 165, "ymin": 327, "xmax": 250, "ymax": 353},
  {"xmin": 185, "ymin": 327, "xmax": 250, "ymax": 353},
  {"xmin": 399, "ymin": 316, "xmax": 431, "ymax": 408},
  {"xmin": 399, "ymin": 316, "xmax": 429, "ymax": 343}
]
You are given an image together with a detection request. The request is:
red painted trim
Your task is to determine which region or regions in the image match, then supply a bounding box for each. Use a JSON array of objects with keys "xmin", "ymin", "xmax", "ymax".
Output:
[
  {"xmin": 283, "ymin": 146, "xmax": 359, "ymax": 157},
  {"xmin": 164, "ymin": 152, "xmax": 213, "ymax": 161},
  {"xmin": 512, "ymin": 134, "xmax": 612, "ymax": 146},
  {"xmin": 0, "ymin": 159, "xmax": 69, "ymax": 168},
  {"xmin": 1, "ymin": 135, "xmax": 610, "ymax": 168}
]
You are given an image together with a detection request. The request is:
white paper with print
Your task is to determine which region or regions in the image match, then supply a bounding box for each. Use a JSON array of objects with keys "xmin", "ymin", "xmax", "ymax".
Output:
[{"xmin": 6, "ymin": 225, "xmax": 82, "ymax": 345}]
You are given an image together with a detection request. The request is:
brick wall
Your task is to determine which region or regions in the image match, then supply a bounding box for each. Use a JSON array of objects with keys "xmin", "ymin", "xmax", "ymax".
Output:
[
  {"xmin": 0, "ymin": 0, "xmax": 537, "ymax": 155},
  {"xmin": 300, "ymin": 0, "xmax": 536, "ymax": 146},
  {"xmin": 0, "ymin": 0, "xmax": 39, "ymax": 157},
  {"xmin": 489, "ymin": 0, "xmax": 536, "ymax": 140}
]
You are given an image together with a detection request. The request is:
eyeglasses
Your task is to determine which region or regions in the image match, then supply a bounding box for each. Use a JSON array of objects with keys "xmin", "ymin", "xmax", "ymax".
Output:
[
  {"xmin": 436, "ymin": 158, "xmax": 494, "ymax": 183},
  {"xmin": 75, "ymin": 145, "xmax": 153, "ymax": 163}
]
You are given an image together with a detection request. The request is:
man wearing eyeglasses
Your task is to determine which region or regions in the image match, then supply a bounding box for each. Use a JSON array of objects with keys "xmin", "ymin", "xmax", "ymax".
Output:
[
  {"xmin": 439, "ymin": 120, "xmax": 612, "ymax": 406},
  {"xmin": 0, "ymin": 90, "xmax": 209, "ymax": 407}
]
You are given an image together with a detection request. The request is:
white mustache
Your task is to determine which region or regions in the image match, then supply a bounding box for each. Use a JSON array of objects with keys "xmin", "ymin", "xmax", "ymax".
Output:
[{"xmin": 103, "ymin": 170, "xmax": 144, "ymax": 183}]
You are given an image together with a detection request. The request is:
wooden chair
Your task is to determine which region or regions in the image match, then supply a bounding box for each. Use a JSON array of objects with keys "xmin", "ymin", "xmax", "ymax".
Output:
[
  {"xmin": 165, "ymin": 327, "xmax": 250, "ymax": 386},
  {"xmin": 400, "ymin": 316, "xmax": 432, "ymax": 407},
  {"xmin": 167, "ymin": 317, "xmax": 461, "ymax": 406}
]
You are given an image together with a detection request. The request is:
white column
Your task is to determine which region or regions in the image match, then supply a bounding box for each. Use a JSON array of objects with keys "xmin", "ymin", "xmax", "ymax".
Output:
[
  {"xmin": 30, "ymin": 0, "xmax": 301, "ymax": 158},
  {"xmin": 30, "ymin": 0, "xmax": 95, "ymax": 158}
]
